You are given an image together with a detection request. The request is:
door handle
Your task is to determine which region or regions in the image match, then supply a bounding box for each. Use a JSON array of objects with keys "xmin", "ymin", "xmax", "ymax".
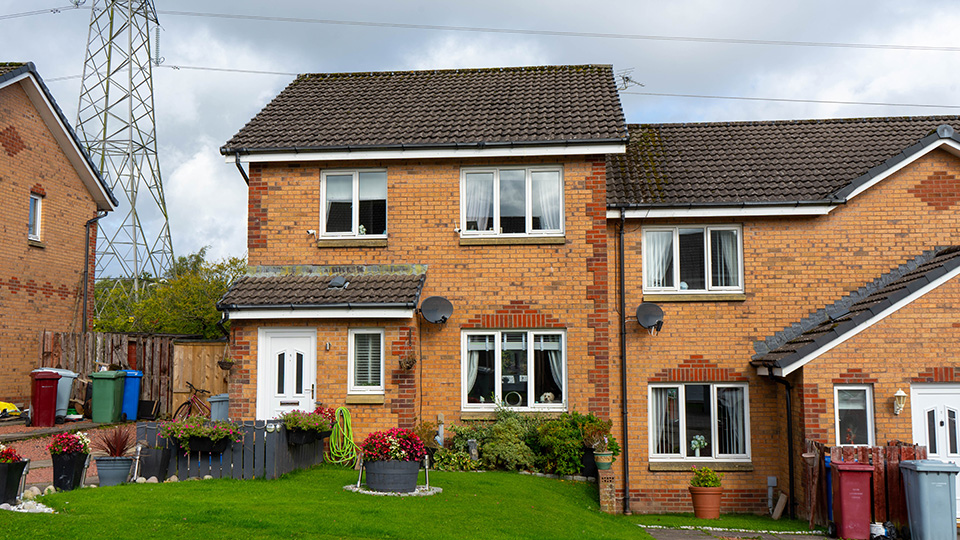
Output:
[{"xmin": 311, "ymin": 384, "xmax": 315, "ymax": 399}]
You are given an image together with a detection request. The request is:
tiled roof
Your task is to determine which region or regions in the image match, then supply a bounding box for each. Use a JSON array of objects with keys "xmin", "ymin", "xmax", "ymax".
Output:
[
  {"xmin": 218, "ymin": 267, "xmax": 426, "ymax": 309},
  {"xmin": 221, "ymin": 65, "xmax": 627, "ymax": 154},
  {"xmin": 0, "ymin": 63, "xmax": 25, "ymax": 77},
  {"xmin": 752, "ymin": 246, "xmax": 960, "ymax": 371},
  {"xmin": 607, "ymin": 116, "xmax": 960, "ymax": 207}
]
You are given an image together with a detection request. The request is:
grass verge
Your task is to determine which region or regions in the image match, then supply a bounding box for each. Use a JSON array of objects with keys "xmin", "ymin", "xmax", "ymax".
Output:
[{"xmin": 0, "ymin": 465, "xmax": 654, "ymax": 540}]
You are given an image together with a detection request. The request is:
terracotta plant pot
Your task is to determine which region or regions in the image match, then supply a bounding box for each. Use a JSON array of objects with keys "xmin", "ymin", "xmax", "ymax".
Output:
[{"xmin": 689, "ymin": 486, "xmax": 723, "ymax": 519}]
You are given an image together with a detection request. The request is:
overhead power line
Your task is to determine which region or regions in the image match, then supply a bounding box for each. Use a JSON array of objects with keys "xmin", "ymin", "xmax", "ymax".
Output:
[
  {"xmin": 622, "ymin": 91, "xmax": 960, "ymax": 110},
  {"xmin": 5, "ymin": 4, "xmax": 960, "ymax": 53}
]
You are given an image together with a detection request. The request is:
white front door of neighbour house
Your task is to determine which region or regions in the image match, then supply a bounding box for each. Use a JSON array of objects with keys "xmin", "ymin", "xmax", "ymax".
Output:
[
  {"xmin": 257, "ymin": 328, "xmax": 316, "ymax": 420},
  {"xmin": 910, "ymin": 384, "xmax": 960, "ymax": 520}
]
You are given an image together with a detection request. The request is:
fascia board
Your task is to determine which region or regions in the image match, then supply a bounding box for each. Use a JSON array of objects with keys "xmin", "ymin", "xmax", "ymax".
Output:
[
  {"xmin": 226, "ymin": 307, "xmax": 415, "ymax": 320},
  {"xmin": 12, "ymin": 73, "xmax": 116, "ymax": 211},
  {"xmin": 606, "ymin": 205, "xmax": 836, "ymax": 219},
  {"xmin": 226, "ymin": 143, "xmax": 626, "ymax": 163},
  {"xmin": 842, "ymin": 139, "xmax": 960, "ymax": 201},
  {"xmin": 778, "ymin": 263, "xmax": 960, "ymax": 376}
]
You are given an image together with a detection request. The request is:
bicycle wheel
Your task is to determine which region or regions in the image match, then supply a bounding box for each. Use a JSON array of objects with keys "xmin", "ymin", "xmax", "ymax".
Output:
[{"xmin": 173, "ymin": 400, "xmax": 193, "ymax": 420}]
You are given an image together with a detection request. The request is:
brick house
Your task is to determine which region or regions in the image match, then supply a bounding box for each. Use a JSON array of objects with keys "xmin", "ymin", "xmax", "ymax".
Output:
[
  {"xmin": 608, "ymin": 118, "xmax": 960, "ymax": 516},
  {"xmin": 219, "ymin": 64, "xmax": 960, "ymax": 517},
  {"xmin": 0, "ymin": 62, "xmax": 116, "ymax": 405}
]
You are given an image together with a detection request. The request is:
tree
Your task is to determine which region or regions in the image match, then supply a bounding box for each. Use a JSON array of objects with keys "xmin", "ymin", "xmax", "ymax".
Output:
[{"xmin": 94, "ymin": 248, "xmax": 246, "ymax": 339}]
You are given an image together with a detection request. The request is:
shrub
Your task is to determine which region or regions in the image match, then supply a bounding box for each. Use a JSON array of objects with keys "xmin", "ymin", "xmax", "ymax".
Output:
[
  {"xmin": 690, "ymin": 466, "xmax": 723, "ymax": 487},
  {"xmin": 567, "ymin": 411, "xmax": 620, "ymax": 457},
  {"xmin": 47, "ymin": 432, "xmax": 91, "ymax": 455},
  {"xmin": 360, "ymin": 428, "xmax": 426, "ymax": 462},
  {"xmin": 414, "ymin": 421, "xmax": 440, "ymax": 450},
  {"xmin": 449, "ymin": 423, "xmax": 491, "ymax": 453},
  {"xmin": 481, "ymin": 416, "xmax": 534, "ymax": 471},
  {"xmin": 533, "ymin": 418, "xmax": 583, "ymax": 476},
  {"xmin": 432, "ymin": 448, "xmax": 482, "ymax": 471}
]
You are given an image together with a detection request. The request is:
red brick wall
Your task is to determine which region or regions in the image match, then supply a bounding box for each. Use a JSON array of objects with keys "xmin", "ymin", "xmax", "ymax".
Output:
[{"xmin": 0, "ymin": 82, "xmax": 99, "ymax": 404}]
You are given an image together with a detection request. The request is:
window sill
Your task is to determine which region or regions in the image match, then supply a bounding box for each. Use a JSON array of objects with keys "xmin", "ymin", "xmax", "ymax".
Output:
[
  {"xmin": 345, "ymin": 394, "xmax": 385, "ymax": 405},
  {"xmin": 28, "ymin": 239, "xmax": 45, "ymax": 249},
  {"xmin": 317, "ymin": 238, "xmax": 388, "ymax": 248},
  {"xmin": 459, "ymin": 236, "xmax": 566, "ymax": 246},
  {"xmin": 460, "ymin": 409, "xmax": 565, "ymax": 421},
  {"xmin": 642, "ymin": 293, "xmax": 746, "ymax": 302},
  {"xmin": 648, "ymin": 461, "xmax": 753, "ymax": 472}
]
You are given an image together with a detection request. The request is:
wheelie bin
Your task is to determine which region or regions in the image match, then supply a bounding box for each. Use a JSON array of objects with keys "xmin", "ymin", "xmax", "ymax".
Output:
[
  {"xmin": 119, "ymin": 369, "xmax": 142, "ymax": 421},
  {"xmin": 89, "ymin": 370, "xmax": 126, "ymax": 423},
  {"xmin": 37, "ymin": 368, "xmax": 78, "ymax": 418},
  {"xmin": 29, "ymin": 370, "xmax": 61, "ymax": 427},
  {"xmin": 900, "ymin": 460, "xmax": 960, "ymax": 540},
  {"xmin": 831, "ymin": 461, "xmax": 873, "ymax": 540}
]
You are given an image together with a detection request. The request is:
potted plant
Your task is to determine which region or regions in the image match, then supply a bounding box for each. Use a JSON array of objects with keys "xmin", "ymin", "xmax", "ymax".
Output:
[
  {"xmin": 360, "ymin": 427, "xmax": 427, "ymax": 493},
  {"xmin": 277, "ymin": 409, "xmax": 333, "ymax": 445},
  {"xmin": 92, "ymin": 425, "xmax": 135, "ymax": 487},
  {"xmin": 689, "ymin": 466, "xmax": 724, "ymax": 519},
  {"xmin": 0, "ymin": 443, "xmax": 28, "ymax": 504},
  {"xmin": 571, "ymin": 413, "xmax": 621, "ymax": 476},
  {"xmin": 158, "ymin": 415, "xmax": 243, "ymax": 453},
  {"xmin": 47, "ymin": 431, "xmax": 91, "ymax": 491},
  {"xmin": 135, "ymin": 440, "xmax": 171, "ymax": 481}
]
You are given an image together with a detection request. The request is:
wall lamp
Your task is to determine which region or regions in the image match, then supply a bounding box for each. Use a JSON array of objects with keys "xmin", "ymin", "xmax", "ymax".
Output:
[{"xmin": 893, "ymin": 389, "xmax": 907, "ymax": 415}]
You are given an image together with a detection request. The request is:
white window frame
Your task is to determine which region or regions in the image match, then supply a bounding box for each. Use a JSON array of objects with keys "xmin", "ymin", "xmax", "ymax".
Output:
[
  {"xmin": 319, "ymin": 168, "xmax": 387, "ymax": 237},
  {"xmin": 348, "ymin": 328, "xmax": 385, "ymax": 394},
  {"xmin": 647, "ymin": 382, "xmax": 752, "ymax": 462},
  {"xmin": 459, "ymin": 165, "xmax": 564, "ymax": 237},
  {"xmin": 461, "ymin": 329, "xmax": 567, "ymax": 411},
  {"xmin": 641, "ymin": 225, "xmax": 744, "ymax": 294},
  {"xmin": 834, "ymin": 384, "xmax": 875, "ymax": 446},
  {"xmin": 28, "ymin": 193, "xmax": 41, "ymax": 241}
]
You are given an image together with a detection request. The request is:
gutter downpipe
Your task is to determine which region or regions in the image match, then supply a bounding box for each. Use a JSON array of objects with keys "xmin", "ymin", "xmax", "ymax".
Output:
[
  {"xmin": 619, "ymin": 208, "xmax": 632, "ymax": 514},
  {"xmin": 234, "ymin": 153, "xmax": 250, "ymax": 185},
  {"xmin": 768, "ymin": 372, "xmax": 796, "ymax": 519},
  {"xmin": 82, "ymin": 211, "xmax": 108, "ymax": 333}
]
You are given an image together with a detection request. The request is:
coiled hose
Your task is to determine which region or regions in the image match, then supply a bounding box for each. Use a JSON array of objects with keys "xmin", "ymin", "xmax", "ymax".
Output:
[{"xmin": 326, "ymin": 406, "xmax": 359, "ymax": 466}]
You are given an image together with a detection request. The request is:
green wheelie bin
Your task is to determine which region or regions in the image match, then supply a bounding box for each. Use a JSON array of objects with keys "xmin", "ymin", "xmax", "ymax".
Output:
[{"xmin": 89, "ymin": 370, "xmax": 126, "ymax": 423}]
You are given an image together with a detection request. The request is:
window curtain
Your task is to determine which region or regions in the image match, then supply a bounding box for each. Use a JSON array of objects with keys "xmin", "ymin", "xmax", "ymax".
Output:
[
  {"xmin": 652, "ymin": 387, "xmax": 680, "ymax": 454},
  {"xmin": 532, "ymin": 171, "xmax": 561, "ymax": 230},
  {"xmin": 645, "ymin": 231, "xmax": 674, "ymax": 288},
  {"xmin": 547, "ymin": 349, "xmax": 562, "ymax": 390},
  {"xmin": 467, "ymin": 350, "xmax": 479, "ymax": 393},
  {"xmin": 464, "ymin": 173, "xmax": 493, "ymax": 231},
  {"xmin": 717, "ymin": 387, "xmax": 745, "ymax": 455},
  {"xmin": 711, "ymin": 229, "xmax": 739, "ymax": 287}
]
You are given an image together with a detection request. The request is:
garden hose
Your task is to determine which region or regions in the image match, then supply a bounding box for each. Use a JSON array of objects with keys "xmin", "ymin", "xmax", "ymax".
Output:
[{"xmin": 326, "ymin": 406, "xmax": 359, "ymax": 466}]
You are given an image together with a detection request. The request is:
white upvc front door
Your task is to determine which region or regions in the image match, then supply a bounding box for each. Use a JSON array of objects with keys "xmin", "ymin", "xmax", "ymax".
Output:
[
  {"xmin": 257, "ymin": 328, "xmax": 317, "ymax": 420},
  {"xmin": 910, "ymin": 384, "xmax": 960, "ymax": 520}
]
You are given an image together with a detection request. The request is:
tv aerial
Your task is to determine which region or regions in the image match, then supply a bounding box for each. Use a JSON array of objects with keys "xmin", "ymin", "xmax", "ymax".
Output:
[
  {"xmin": 420, "ymin": 296, "xmax": 453, "ymax": 324},
  {"xmin": 636, "ymin": 303, "xmax": 664, "ymax": 335}
]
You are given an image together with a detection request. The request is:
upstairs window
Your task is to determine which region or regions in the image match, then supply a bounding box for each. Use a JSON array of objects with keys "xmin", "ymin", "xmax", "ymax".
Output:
[
  {"xmin": 28, "ymin": 194, "xmax": 41, "ymax": 241},
  {"xmin": 321, "ymin": 170, "xmax": 387, "ymax": 237},
  {"xmin": 460, "ymin": 166, "xmax": 563, "ymax": 236},
  {"xmin": 643, "ymin": 225, "xmax": 742, "ymax": 293}
]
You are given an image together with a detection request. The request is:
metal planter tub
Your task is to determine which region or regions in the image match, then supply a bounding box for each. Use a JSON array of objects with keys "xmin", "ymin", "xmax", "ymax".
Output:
[
  {"xmin": 95, "ymin": 456, "xmax": 133, "ymax": 487},
  {"xmin": 364, "ymin": 460, "xmax": 420, "ymax": 493}
]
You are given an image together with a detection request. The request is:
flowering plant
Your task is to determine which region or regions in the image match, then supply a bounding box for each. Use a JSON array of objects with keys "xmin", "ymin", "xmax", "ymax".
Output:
[
  {"xmin": 360, "ymin": 428, "xmax": 426, "ymax": 462},
  {"xmin": 158, "ymin": 415, "xmax": 243, "ymax": 453},
  {"xmin": 314, "ymin": 406, "xmax": 338, "ymax": 427},
  {"xmin": 0, "ymin": 443, "xmax": 24, "ymax": 463},
  {"xmin": 690, "ymin": 465, "xmax": 723, "ymax": 487},
  {"xmin": 690, "ymin": 434, "xmax": 708, "ymax": 451},
  {"xmin": 47, "ymin": 431, "xmax": 91, "ymax": 455},
  {"xmin": 278, "ymin": 409, "xmax": 333, "ymax": 433}
]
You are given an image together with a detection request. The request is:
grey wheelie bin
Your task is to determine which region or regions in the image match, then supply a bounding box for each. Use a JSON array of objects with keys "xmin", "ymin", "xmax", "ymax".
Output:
[{"xmin": 900, "ymin": 459, "xmax": 960, "ymax": 540}]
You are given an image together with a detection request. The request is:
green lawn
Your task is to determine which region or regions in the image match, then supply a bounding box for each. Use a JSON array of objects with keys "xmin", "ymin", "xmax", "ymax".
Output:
[{"xmin": 0, "ymin": 466, "xmax": 654, "ymax": 540}]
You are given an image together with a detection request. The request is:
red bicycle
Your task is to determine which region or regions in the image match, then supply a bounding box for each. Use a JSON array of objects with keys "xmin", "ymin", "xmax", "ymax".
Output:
[{"xmin": 173, "ymin": 381, "xmax": 211, "ymax": 419}]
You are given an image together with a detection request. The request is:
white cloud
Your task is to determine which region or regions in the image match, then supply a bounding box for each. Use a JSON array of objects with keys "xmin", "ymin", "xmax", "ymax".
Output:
[{"xmin": 405, "ymin": 35, "xmax": 548, "ymax": 70}]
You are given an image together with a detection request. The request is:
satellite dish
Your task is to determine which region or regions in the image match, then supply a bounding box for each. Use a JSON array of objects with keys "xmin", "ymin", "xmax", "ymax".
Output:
[
  {"xmin": 636, "ymin": 303, "xmax": 664, "ymax": 334},
  {"xmin": 420, "ymin": 296, "xmax": 453, "ymax": 324}
]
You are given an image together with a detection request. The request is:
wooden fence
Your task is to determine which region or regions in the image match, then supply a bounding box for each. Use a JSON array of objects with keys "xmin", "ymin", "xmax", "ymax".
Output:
[
  {"xmin": 136, "ymin": 421, "xmax": 327, "ymax": 480},
  {"xmin": 805, "ymin": 440, "xmax": 927, "ymax": 528},
  {"xmin": 38, "ymin": 331, "xmax": 227, "ymax": 417}
]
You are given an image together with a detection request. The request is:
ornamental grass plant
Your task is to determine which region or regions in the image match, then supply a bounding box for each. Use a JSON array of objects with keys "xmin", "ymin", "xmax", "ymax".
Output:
[{"xmin": 91, "ymin": 425, "xmax": 136, "ymax": 457}]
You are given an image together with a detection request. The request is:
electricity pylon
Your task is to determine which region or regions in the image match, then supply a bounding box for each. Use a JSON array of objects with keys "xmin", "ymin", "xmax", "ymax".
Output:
[{"xmin": 75, "ymin": 0, "xmax": 174, "ymax": 315}]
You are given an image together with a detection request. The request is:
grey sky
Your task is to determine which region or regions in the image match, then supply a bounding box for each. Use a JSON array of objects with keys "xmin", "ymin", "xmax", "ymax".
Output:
[{"xmin": 2, "ymin": 0, "xmax": 958, "ymax": 265}]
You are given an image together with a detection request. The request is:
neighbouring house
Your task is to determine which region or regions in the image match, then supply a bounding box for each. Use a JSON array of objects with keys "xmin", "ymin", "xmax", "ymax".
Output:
[
  {"xmin": 0, "ymin": 62, "xmax": 116, "ymax": 406},
  {"xmin": 219, "ymin": 63, "xmax": 960, "ymax": 517}
]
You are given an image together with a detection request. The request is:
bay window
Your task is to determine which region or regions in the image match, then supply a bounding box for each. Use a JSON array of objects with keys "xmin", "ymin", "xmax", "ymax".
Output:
[
  {"xmin": 462, "ymin": 330, "xmax": 565, "ymax": 409},
  {"xmin": 649, "ymin": 383, "xmax": 750, "ymax": 460},
  {"xmin": 321, "ymin": 170, "xmax": 387, "ymax": 237},
  {"xmin": 460, "ymin": 166, "xmax": 563, "ymax": 236},
  {"xmin": 643, "ymin": 225, "xmax": 742, "ymax": 293}
]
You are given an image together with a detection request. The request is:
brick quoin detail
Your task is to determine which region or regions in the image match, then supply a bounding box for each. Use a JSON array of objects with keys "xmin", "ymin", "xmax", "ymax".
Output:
[
  {"xmin": 585, "ymin": 157, "xmax": 610, "ymax": 418},
  {"xmin": 912, "ymin": 366, "xmax": 960, "ymax": 383},
  {"xmin": 648, "ymin": 355, "xmax": 749, "ymax": 383},
  {"xmin": 831, "ymin": 368, "xmax": 878, "ymax": 385},
  {"xmin": 390, "ymin": 326, "xmax": 416, "ymax": 358},
  {"xmin": 460, "ymin": 300, "xmax": 565, "ymax": 329},
  {"xmin": 30, "ymin": 183, "xmax": 45, "ymax": 197},
  {"xmin": 391, "ymin": 368, "xmax": 416, "ymax": 429},
  {"xmin": 802, "ymin": 382, "xmax": 829, "ymax": 442},
  {"xmin": 247, "ymin": 164, "xmax": 267, "ymax": 250},
  {"xmin": 0, "ymin": 125, "xmax": 26, "ymax": 156},
  {"xmin": 909, "ymin": 170, "xmax": 960, "ymax": 210}
]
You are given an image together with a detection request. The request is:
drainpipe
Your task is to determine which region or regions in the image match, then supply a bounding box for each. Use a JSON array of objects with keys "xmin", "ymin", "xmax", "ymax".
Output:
[
  {"xmin": 82, "ymin": 211, "xmax": 108, "ymax": 333},
  {"xmin": 216, "ymin": 311, "xmax": 230, "ymax": 340},
  {"xmin": 768, "ymin": 372, "xmax": 796, "ymax": 519},
  {"xmin": 618, "ymin": 208, "xmax": 632, "ymax": 514},
  {"xmin": 234, "ymin": 153, "xmax": 250, "ymax": 185}
]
